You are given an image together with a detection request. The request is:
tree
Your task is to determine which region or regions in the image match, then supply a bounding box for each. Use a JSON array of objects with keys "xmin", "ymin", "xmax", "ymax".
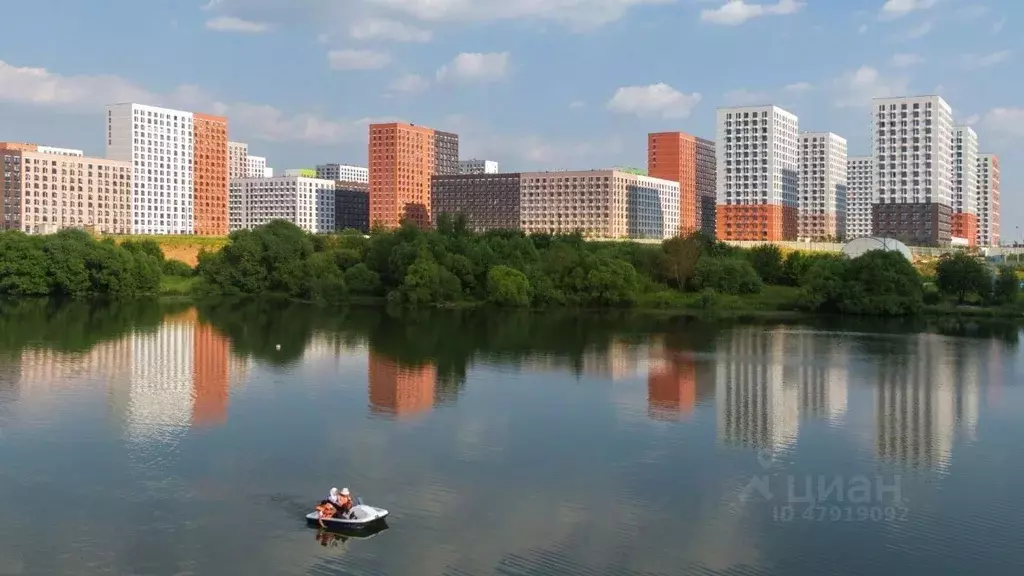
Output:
[
  {"xmin": 993, "ymin": 266, "xmax": 1020, "ymax": 305},
  {"xmin": 486, "ymin": 265, "xmax": 531, "ymax": 307},
  {"xmin": 839, "ymin": 250, "xmax": 923, "ymax": 316},
  {"xmin": 658, "ymin": 235, "xmax": 701, "ymax": 289},
  {"xmin": 691, "ymin": 257, "xmax": 763, "ymax": 295},
  {"xmin": 745, "ymin": 244, "xmax": 784, "ymax": 284},
  {"xmin": 935, "ymin": 252, "xmax": 992, "ymax": 304}
]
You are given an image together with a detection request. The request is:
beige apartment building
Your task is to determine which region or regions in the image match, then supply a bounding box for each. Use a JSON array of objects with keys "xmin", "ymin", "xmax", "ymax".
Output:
[
  {"xmin": 2, "ymin": 146, "xmax": 132, "ymax": 233},
  {"xmin": 520, "ymin": 170, "xmax": 630, "ymax": 237}
]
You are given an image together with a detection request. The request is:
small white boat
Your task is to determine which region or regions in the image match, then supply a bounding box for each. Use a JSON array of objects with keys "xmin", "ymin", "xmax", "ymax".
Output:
[{"xmin": 306, "ymin": 498, "xmax": 389, "ymax": 530}]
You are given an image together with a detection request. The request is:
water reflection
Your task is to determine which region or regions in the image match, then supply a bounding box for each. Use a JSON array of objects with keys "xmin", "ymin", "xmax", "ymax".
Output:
[{"xmin": 368, "ymin": 353, "xmax": 437, "ymax": 418}]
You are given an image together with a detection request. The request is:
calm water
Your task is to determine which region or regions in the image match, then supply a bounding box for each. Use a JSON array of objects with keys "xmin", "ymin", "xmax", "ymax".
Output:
[{"xmin": 1, "ymin": 300, "xmax": 1023, "ymax": 576}]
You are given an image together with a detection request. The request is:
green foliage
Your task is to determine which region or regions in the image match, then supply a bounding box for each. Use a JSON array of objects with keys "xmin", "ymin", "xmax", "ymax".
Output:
[
  {"xmin": 0, "ymin": 230, "xmax": 164, "ymax": 299},
  {"xmin": 486, "ymin": 265, "xmax": 531, "ymax": 307},
  {"xmin": 796, "ymin": 250, "xmax": 924, "ymax": 316},
  {"xmin": 658, "ymin": 235, "xmax": 702, "ymax": 289},
  {"xmin": 692, "ymin": 257, "xmax": 763, "ymax": 295},
  {"xmin": 993, "ymin": 266, "xmax": 1020, "ymax": 305},
  {"xmin": 745, "ymin": 244, "xmax": 785, "ymax": 284},
  {"xmin": 935, "ymin": 252, "xmax": 992, "ymax": 304}
]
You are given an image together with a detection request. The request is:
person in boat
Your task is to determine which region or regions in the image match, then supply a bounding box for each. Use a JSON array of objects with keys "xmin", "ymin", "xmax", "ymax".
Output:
[
  {"xmin": 329, "ymin": 487, "xmax": 354, "ymax": 518},
  {"xmin": 314, "ymin": 500, "xmax": 337, "ymax": 528}
]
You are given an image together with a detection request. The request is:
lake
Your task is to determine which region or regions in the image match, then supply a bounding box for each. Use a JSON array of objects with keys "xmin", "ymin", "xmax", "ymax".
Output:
[{"xmin": 0, "ymin": 299, "xmax": 1022, "ymax": 576}]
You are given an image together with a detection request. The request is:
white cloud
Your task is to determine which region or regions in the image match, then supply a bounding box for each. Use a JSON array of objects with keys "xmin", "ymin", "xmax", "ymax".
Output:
[
  {"xmin": 784, "ymin": 81, "xmax": 812, "ymax": 92},
  {"xmin": 350, "ymin": 18, "xmax": 433, "ymax": 42},
  {"xmin": 959, "ymin": 50, "xmax": 1011, "ymax": 68},
  {"xmin": 388, "ymin": 73, "xmax": 430, "ymax": 94},
  {"xmin": 204, "ymin": 16, "xmax": 270, "ymax": 32},
  {"xmin": 858, "ymin": 23, "xmax": 869, "ymax": 34},
  {"xmin": 892, "ymin": 20, "xmax": 932, "ymax": 40},
  {"xmin": 700, "ymin": 0, "xmax": 804, "ymax": 26},
  {"xmin": 0, "ymin": 58, "xmax": 373, "ymax": 145},
  {"xmin": 722, "ymin": 89, "xmax": 769, "ymax": 106},
  {"xmin": 958, "ymin": 5, "xmax": 989, "ymax": 19},
  {"xmin": 890, "ymin": 52, "xmax": 924, "ymax": 67},
  {"xmin": 359, "ymin": 0, "xmax": 672, "ymax": 29},
  {"xmin": 879, "ymin": 0, "xmax": 936, "ymax": 21},
  {"xmin": 831, "ymin": 66, "xmax": 910, "ymax": 108},
  {"xmin": 993, "ymin": 18, "xmax": 1006, "ymax": 33},
  {"xmin": 436, "ymin": 52, "xmax": 509, "ymax": 82},
  {"xmin": 569, "ymin": 100, "xmax": 586, "ymax": 109},
  {"xmin": 978, "ymin": 107, "xmax": 1024, "ymax": 139},
  {"xmin": 327, "ymin": 49, "xmax": 392, "ymax": 70},
  {"xmin": 606, "ymin": 83, "xmax": 701, "ymax": 119},
  {"xmin": 961, "ymin": 113, "xmax": 981, "ymax": 126}
]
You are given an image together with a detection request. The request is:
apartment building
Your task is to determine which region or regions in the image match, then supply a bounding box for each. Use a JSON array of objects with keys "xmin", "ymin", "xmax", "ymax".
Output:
[
  {"xmin": 1, "ymin": 149, "xmax": 131, "ymax": 233},
  {"xmin": 335, "ymin": 181, "xmax": 370, "ymax": 234},
  {"xmin": 228, "ymin": 142, "xmax": 248, "ymax": 180},
  {"xmin": 458, "ymin": 159, "xmax": 499, "ymax": 175},
  {"xmin": 846, "ymin": 156, "xmax": 874, "ymax": 239},
  {"xmin": 316, "ymin": 163, "xmax": 368, "ymax": 183},
  {"xmin": 715, "ymin": 105, "xmax": 799, "ymax": 241},
  {"xmin": 368, "ymin": 122, "xmax": 460, "ymax": 229},
  {"xmin": 951, "ymin": 126, "xmax": 979, "ymax": 245},
  {"xmin": 37, "ymin": 146, "xmax": 84, "ymax": 157},
  {"xmin": 647, "ymin": 132, "xmax": 716, "ymax": 236},
  {"xmin": 193, "ymin": 113, "xmax": 229, "ymax": 235},
  {"xmin": 798, "ymin": 132, "xmax": 848, "ymax": 241},
  {"xmin": 246, "ymin": 155, "xmax": 267, "ymax": 178},
  {"xmin": 870, "ymin": 95, "xmax": 954, "ymax": 246},
  {"xmin": 106, "ymin": 103, "xmax": 196, "ymax": 234},
  {"xmin": 627, "ymin": 175, "xmax": 681, "ymax": 239},
  {"xmin": 431, "ymin": 173, "xmax": 521, "ymax": 231},
  {"xmin": 977, "ymin": 154, "xmax": 999, "ymax": 246},
  {"xmin": 263, "ymin": 166, "xmax": 274, "ymax": 178},
  {"xmin": 229, "ymin": 176, "xmax": 335, "ymax": 233}
]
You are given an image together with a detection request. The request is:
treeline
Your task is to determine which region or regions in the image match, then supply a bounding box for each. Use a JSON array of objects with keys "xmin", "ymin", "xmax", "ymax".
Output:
[
  {"xmin": 0, "ymin": 230, "xmax": 190, "ymax": 299},
  {"xmin": 193, "ymin": 217, "xmax": 1021, "ymax": 317}
]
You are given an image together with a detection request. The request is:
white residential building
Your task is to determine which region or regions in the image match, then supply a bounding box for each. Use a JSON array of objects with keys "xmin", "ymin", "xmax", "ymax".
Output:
[
  {"xmin": 952, "ymin": 126, "xmax": 979, "ymax": 244},
  {"xmin": 847, "ymin": 156, "xmax": 874, "ymax": 239},
  {"xmin": 106, "ymin": 103, "xmax": 194, "ymax": 234},
  {"xmin": 871, "ymin": 95, "xmax": 954, "ymax": 245},
  {"xmin": 246, "ymin": 155, "xmax": 267, "ymax": 178},
  {"xmin": 36, "ymin": 146, "xmax": 84, "ymax": 157},
  {"xmin": 798, "ymin": 132, "xmax": 848, "ymax": 241},
  {"xmin": 316, "ymin": 163, "xmax": 368, "ymax": 183},
  {"xmin": 228, "ymin": 141, "xmax": 248, "ymax": 180},
  {"xmin": 627, "ymin": 175, "xmax": 681, "ymax": 239},
  {"xmin": 459, "ymin": 159, "xmax": 499, "ymax": 175},
  {"xmin": 977, "ymin": 154, "xmax": 1000, "ymax": 246},
  {"xmin": 715, "ymin": 105, "xmax": 799, "ymax": 241},
  {"xmin": 229, "ymin": 176, "xmax": 335, "ymax": 233},
  {"xmin": 263, "ymin": 166, "xmax": 274, "ymax": 178}
]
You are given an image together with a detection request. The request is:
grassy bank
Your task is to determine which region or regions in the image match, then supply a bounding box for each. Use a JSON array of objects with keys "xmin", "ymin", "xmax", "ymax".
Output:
[
  {"xmin": 159, "ymin": 275, "xmax": 197, "ymax": 296},
  {"xmin": 110, "ymin": 235, "xmax": 229, "ymax": 267}
]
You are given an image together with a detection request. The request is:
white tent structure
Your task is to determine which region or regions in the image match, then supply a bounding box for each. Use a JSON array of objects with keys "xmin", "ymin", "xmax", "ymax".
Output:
[{"xmin": 841, "ymin": 237, "xmax": 912, "ymax": 261}]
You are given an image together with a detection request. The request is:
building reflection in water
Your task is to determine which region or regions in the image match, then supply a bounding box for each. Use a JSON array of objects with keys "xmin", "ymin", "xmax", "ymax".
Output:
[
  {"xmin": 787, "ymin": 331, "xmax": 849, "ymax": 423},
  {"xmin": 714, "ymin": 327, "xmax": 800, "ymax": 453},
  {"xmin": 874, "ymin": 334, "xmax": 981, "ymax": 471},
  {"xmin": 367, "ymin": 352, "xmax": 437, "ymax": 419},
  {"xmin": 646, "ymin": 337, "xmax": 715, "ymax": 421}
]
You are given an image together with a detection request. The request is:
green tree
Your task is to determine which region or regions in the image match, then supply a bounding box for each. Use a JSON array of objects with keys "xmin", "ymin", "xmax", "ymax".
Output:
[
  {"xmin": 691, "ymin": 257, "xmax": 763, "ymax": 295},
  {"xmin": 839, "ymin": 251, "xmax": 923, "ymax": 316},
  {"xmin": 344, "ymin": 264, "xmax": 382, "ymax": 296},
  {"xmin": 658, "ymin": 235, "xmax": 701, "ymax": 289},
  {"xmin": 993, "ymin": 266, "xmax": 1020, "ymax": 305},
  {"xmin": 745, "ymin": 244, "xmax": 784, "ymax": 284},
  {"xmin": 936, "ymin": 252, "xmax": 992, "ymax": 304},
  {"xmin": 486, "ymin": 265, "xmax": 531, "ymax": 307}
]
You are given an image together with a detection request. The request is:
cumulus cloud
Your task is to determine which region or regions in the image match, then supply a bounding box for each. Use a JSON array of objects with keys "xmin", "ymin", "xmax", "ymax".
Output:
[
  {"xmin": 722, "ymin": 89, "xmax": 770, "ymax": 106},
  {"xmin": 831, "ymin": 66, "xmax": 910, "ymax": 108},
  {"xmin": 890, "ymin": 53, "xmax": 924, "ymax": 67},
  {"xmin": 978, "ymin": 107, "xmax": 1024, "ymax": 139},
  {"xmin": 892, "ymin": 20, "xmax": 932, "ymax": 40},
  {"xmin": 879, "ymin": 0, "xmax": 936, "ymax": 21},
  {"xmin": 204, "ymin": 16, "xmax": 270, "ymax": 32},
  {"xmin": 606, "ymin": 83, "xmax": 701, "ymax": 119},
  {"xmin": 0, "ymin": 58, "xmax": 374, "ymax": 145},
  {"xmin": 700, "ymin": 0, "xmax": 804, "ymax": 26},
  {"xmin": 569, "ymin": 100, "xmax": 586, "ymax": 109},
  {"xmin": 354, "ymin": 0, "xmax": 671, "ymax": 29},
  {"xmin": 388, "ymin": 73, "xmax": 431, "ymax": 94},
  {"xmin": 959, "ymin": 50, "xmax": 1011, "ymax": 69},
  {"xmin": 327, "ymin": 49, "xmax": 392, "ymax": 70},
  {"xmin": 784, "ymin": 81, "xmax": 812, "ymax": 92},
  {"xmin": 350, "ymin": 18, "xmax": 433, "ymax": 42},
  {"xmin": 436, "ymin": 52, "xmax": 509, "ymax": 82}
]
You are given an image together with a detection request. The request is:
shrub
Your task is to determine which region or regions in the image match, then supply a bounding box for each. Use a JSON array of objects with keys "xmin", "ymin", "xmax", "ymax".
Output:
[
  {"xmin": 691, "ymin": 257, "xmax": 763, "ymax": 295},
  {"xmin": 486, "ymin": 265, "xmax": 532, "ymax": 307}
]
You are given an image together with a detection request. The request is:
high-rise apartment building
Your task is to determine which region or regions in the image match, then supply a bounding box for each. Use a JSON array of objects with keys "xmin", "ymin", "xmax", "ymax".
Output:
[
  {"xmin": 246, "ymin": 155, "xmax": 267, "ymax": 178},
  {"xmin": 715, "ymin": 105, "xmax": 799, "ymax": 241},
  {"xmin": 193, "ymin": 113, "xmax": 228, "ymax": 235},
  {"xmin": 458, "ymin": 159, "xmax": 499, "ymax": 175},
  {"xmin": 798, "ymin": 132, "xmax": 848, "ymax": 241},
  {"xmin": 334, "ymin": 181, "xmax": 370, "ymax": 234},
  {"xmin": 36, "ymin": 146, "xmax": 84, "ymax": 157},
  {"xmin": 228, "ymin": 142, "xmax": 248, "ymax": 180},
  {"xmin": 106, "ymin": 103, "xmax": 196, "ymax": 234},
  {"xmin": 368, "ymin": 122, "xmax": 459, "ymax": 229},
  {"xmin": 316, "ymin": 163, "xmax": 368, "ymax": 183},
  {"xmin": 431, "ymin": 173, "xmax": 522, "ymax": 231},
  {"xmin": 627, "ymin": 174, "xmax": 681, "ymax": 239},
  {"xmin": 229, "ymin": 176, "xmax": 336, "ymax": 233},
  {"xmin": 951, "ymin": 126, "xmax": 979, "ymax": 246},
  {"xmin": 977, "ymin": 154, "xmax": 999, "ymax": 246},
  {"xmin": 647, "ymin": 132, "xmax": 717, "ymax": 237},
  {"xmin": 1, "ymin": 149, "xmax": 131, "ymax": 233},
  {"xmin": 846, "ymin": 156, "xmax": 874, "ymax": 239},
  {"xmin": 870, "ymin": 95, "xmax": 954, "ymax": 246}
]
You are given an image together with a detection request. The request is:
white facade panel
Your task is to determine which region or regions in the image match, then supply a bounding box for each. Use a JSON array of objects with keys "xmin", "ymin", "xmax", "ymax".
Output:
[
  {"xmin": 977, "ymin": 154, "xmax": 999, "ymax": 246},
  {"xmin": 458, "ymin": 159, "xmax": 499, "ymax": 175},
  {"xmin": 36, "ymin": 146, "xmax": 84, "ymax": 157},
  {"xmin": 229, "ymin": 176, "xmax": 335, "ymax": 233},
  {"xmin": 846, "ymin": 156, "xmax": 874, "ymax": 239},
  {"xmin": 716, "ymin": 105, "xmax": 799, "ymax": 208},
  {"xmin": 952, "ymin": 126, "xmax": 978, "ymax": 216},
  {"xmin": 246, "ymin": 155, "xmax": 267, "ymax": 178},
  {"xmin": 628, "ymin": 175, "xmax": 680, "ymax": 239},
  {"xmin": 316, "ymin": 163, "xmax": 368, "ymax": 183},
  {"xmin": 798, "ymin": 132, "xmax": 848, "ymax": 240},
  {"xmin": 871, "ymin": 95, "xmax": 954, "ymax": 207}
]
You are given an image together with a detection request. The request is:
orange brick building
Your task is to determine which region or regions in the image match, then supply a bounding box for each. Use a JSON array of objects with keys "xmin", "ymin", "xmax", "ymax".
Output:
[
  {"xmin": 647, "ymin": 132, "xmax": 716, "ymax": 236},
  {"xmin": 192, "ymin": 113, "xmax": 229, "ymax": 235},
  {"xmin": 368, "ymin": 122, "xmax": 458, "ymax": 229}
]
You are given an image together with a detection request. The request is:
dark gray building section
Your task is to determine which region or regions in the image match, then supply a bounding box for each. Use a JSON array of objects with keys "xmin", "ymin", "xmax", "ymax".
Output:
[
  {"xmin": 433, "ymin": 131, "xmax": 460, "ymax": 177},
  {"xmin": 696, "ymin": 137, "xmax": 717, "ymax": 238},
  {"xmin": 872, "ymin": 201, "xmax": 951, "ymax": 246},
  {"xmin": 431, "ymin": 173, "xmax": 521, "ymax": 231},
  {"xmin": 334, "ymin": 180, "xmax": 369, "ymax": 233}
]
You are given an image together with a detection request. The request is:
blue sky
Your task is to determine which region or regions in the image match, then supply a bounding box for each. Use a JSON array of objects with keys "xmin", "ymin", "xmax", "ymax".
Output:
[{"xmin": 0, "ymin": 0, "xmax": 1021, "ymax": 239}]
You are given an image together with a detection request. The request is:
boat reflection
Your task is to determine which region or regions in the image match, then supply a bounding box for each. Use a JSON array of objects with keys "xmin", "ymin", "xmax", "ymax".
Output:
[{"xmin": 314, "ymin": 523, "xmax": 389, "ymax": 545}]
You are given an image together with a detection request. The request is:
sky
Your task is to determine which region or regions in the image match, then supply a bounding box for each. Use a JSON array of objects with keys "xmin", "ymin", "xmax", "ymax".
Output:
[{"xmin": 0, "ymin": 0, "xmax": 1021, "ymax": 239}]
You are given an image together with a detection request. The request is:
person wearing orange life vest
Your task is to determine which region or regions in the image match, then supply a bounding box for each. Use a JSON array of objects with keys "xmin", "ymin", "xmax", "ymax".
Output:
[{"xmin": 329, "ymin": 487, "xmax": 354, "ymax": 518}]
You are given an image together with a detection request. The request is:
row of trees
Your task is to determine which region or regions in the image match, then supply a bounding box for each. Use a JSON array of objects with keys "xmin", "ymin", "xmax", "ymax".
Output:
[
  {"xmin": 192, "ymin": 218, "xmax": 1019, "ymax": 317},
  {"xmin": 0, "ymin": 230, "xmax": 180, "ymax": 299}
]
